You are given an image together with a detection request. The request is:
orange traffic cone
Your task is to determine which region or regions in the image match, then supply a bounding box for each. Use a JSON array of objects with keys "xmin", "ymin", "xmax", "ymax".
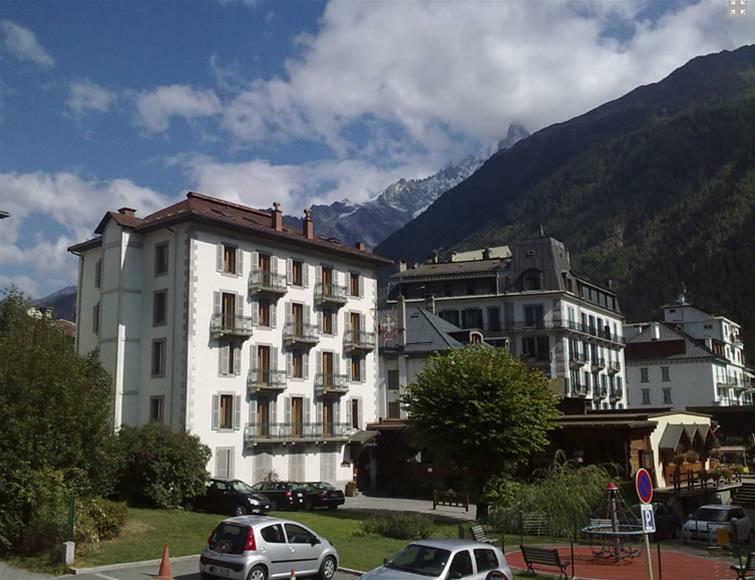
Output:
[{"xmin": 157, "ymin": 544, "xmax": 172, "ymax": 580}]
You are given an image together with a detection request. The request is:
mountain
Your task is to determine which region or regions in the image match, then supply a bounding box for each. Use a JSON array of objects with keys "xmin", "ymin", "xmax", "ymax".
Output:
[
  {"xmin": 294, "ymin": 124, "xmax": 529, "ymax": 247},
  {"xmin": 35, "ymin": 286, "xmax": 77, "ymax": 321},
  {"xmin": 376, "ymin": 45, "xmax": 755, "ymax": 359}
]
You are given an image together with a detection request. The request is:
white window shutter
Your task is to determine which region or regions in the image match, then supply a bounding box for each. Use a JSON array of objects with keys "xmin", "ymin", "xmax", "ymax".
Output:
[
  {"xmin": 303, "ymin": 352, "xmax": 309, "ymax": 379},
  {"xmin": 316, "ymin": 400, "xmax": 323, "ymax": 424},
  {"xmin": 234, "ymin": 344, "xmax": 241, "ymax": 375},
  {"xmin": 251, "ymin": 299, "xmax": 259, "ymax": 326},
  {"xmin": 211, "ymin": 395, "xmax": 219, "ymax": 430},
  {"xmin": 220, "ymin": 344, "xmax": 229, "ymax": 375},
  {"xmin": 236, "ymin": 294, "xmax": 243, "ymax": 317},
  {"xmin": 358, "ymin": 274, "xmax": 364, "ymax": 297},
  {"xmin": 335, "ymin": 352, "xmax": 341, "ymax": 375},
  {"xmin": 360, "ymin": 357, "xmax": 365, "ymax": 383},
  {"xmin": 272, "ymin": 346, "xmax": 279, "ymax": 371},
  {"xmin": 228, "ymin": 450, "xmax": 235, "ymax": 478},
  {"xmin": 233, "ymin": 395, "xmax": 241, "ymax": 430},
  {"xmin": 333, "ymin": 312, "xmax": 338, "ymax": 335},
  {"xmin": 250, "ymin": 345, "xmax": 258, "ymax": 370},
  {"xmin": 272, "ymin": 255, "xmax": 279, "ymax": 275},
  {"xmin": 316, "ymin": 352, "xmax": 322, "ymax": 377},
  {"xmin": 286, "ymin": 302, "xmax": 292, "ymax": 325},
  {"xmin": 346, "ymin": 399, "xmax": 353, "ymax": 428},
  {"xmin": 304, "ymin": 305, "xmax": 311, "ymax": 325},
  {"xmin": 270, "ymin": 399, "xmax": 277, "ymax": 423},
  {"xmin": 303, "ymin": 397, "xmax": 311, "ymax": 425},
  {"xmin": 344, "ymin": 311, "xmax": 350, "ymax": 334},
  {"xmin": 218, "ymin": 345, "xmax": 224, "ymax": 375},
  {"xmin": 250, "ymin": 398, "xmax": 258, "ymax": 424},
  {"xmin": 335, "ymin": 399, "xmax": 341, "ymax": 422},
  {"xmin": 286, "ymin": 258, "xmax": 293, "ymax": 285},
  {"xmin": 215, "ymin": 448, "xmax": 227, "ymax": 477},
  {"xmin": 237, "ymin": 249, "xmax": 243, "ymax": 276},
  {"xmin": 315, "ymin": 265, "xmax": 322, "ymax": 285},
  {"xmin": 213, "ymin": 291, "xmax": 221, "ymax": 314},
  {"xmin": 251, "ymin": 251, "xmax": 259, "ymax": 270},
  {"xmin": 287, "ymin": 352, "xmax": 293, "ymax": 377},
  {"xmin": 284, "ymin": 396, "xmax": 291, "ymax": 425},
  {"xmin": 271, "ymin": 303, "xmax": 277, "ymax": 328},
  {"xmin": 357, "ymin": 398, "xmax": 363, "ymax": 428},
  {"xmin": 216, "ymin": 244, "xmax": 223, "ymax": 272},
  {"xmin": 303, "ymin": 263, "xmax": 309, "ymax": 288},
  {"xmin": 361, "ymin": 313, "xmax": 366, "ymax": 332},
  {"xmin": 317, "ymin": 311, "xmax": 323, "ymax": 332}
]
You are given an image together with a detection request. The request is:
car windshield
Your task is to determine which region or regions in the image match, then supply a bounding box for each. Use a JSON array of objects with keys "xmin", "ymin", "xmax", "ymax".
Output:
[
  {"xmin": 695, "ymin": 508, "xmax": 729, "ymax": 523},
  {"xmin": 308, "ymin": 482, "xmax": 336, "ymax": 491},
  {"xmin": 385, "ymin": 544, "xmax": 451, "ymax": 577},
  {"xmin": 231, "ymin": 480, "xmax": 255, "ymax": 494}
]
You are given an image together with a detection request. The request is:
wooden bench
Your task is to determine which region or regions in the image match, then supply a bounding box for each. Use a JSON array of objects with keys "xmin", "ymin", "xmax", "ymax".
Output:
[
  {"xmin": 432, "ymin": 489, "xmax": 469, "ymax": 512},
  {"xmin": 731, "ymin": 551, "xmax": 755, "ymax": 580},
  {"xmin": 470, "ymin": 524, "xmax": 499, "ymax": 547},
  {"xmin": 520, "ymin": 545, "xmax": 570, "ymax": 579}
]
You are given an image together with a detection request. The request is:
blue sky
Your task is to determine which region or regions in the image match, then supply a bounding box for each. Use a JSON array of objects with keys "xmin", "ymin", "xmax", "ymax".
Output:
[{"xmin": 0, "ymin": 0, "xmax": 751, "ymax": 299}]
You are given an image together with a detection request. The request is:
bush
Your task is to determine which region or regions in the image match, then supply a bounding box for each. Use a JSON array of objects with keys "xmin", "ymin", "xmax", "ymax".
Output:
[
  {"xmin": 114, "ymin": 423, "xmax": 211, "ymax": 508},
  {"xmin": 361, "ymin": 513, "xmax": 435, "ymax": 540},
  {"xmin": 76, "ymin": 498, "xmax": 128, "ymax": 544},
  {"xmin": 12, "ymin": 468, "xmax": 72, "ymax": 555}
]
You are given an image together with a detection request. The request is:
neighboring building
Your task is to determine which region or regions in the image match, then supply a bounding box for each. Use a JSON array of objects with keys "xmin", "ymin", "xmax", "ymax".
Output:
[
  {"xmin": 378, "ymin": 298, "xmax": 484, "ymax": 420},
  {"xmin": 68, "ymin": 192, "xmax": 391, "ymax": 487},
  {"xmin": 625, "ymin": 293, "xmax": 754, "ymax": 408},
  {"xmin": 387, "ymin": 237, "xmax": 627, "ymax": 409}
]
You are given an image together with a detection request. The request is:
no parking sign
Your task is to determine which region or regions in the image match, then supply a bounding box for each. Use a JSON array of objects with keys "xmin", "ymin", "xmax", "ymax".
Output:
[{"xmin": 635, "ymin": 468, "xmax": 653, "ymax": 504}]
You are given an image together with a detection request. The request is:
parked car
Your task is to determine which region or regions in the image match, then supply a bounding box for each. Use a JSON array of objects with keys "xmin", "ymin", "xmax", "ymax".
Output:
[
  {"xmin": 301, "ymin": 482, "xmax": 345, "ymax": 510},
  {"xmin": 200, "ymin": 515, "xmax": 338, "ymax": 580},
  {"xmin": 250, "ymin": 481, "xmax": 306, "ymax": 511},
  {"xmin": 630, "ymin": 502, "xmax": 681, "ymax": 539},
  {"xmin": 681, "ymin": 504, "xmax": 752, "ymax": 543},
  {"xmin": 186, "ymin": 479, "xmax": 272, "ymax": 516},
  {"xmin": 361, "ymin": 539, "xmax": 513, "ymax": 580}
]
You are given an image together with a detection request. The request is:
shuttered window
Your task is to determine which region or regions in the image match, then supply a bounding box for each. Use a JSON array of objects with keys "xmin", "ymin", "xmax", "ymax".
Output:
[
  {"xmin": 213, "ymin": 394, "xmax": 241, "ymax": 431},
  {"xmin": 215, "ymin": 447, "xmax": 235, "ymax": 479}
]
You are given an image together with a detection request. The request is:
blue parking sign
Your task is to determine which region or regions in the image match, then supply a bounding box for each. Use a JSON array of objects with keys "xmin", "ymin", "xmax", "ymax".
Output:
[{"xmin": 641, "ymin": 504, "xmax": 656, "ymax": 533}]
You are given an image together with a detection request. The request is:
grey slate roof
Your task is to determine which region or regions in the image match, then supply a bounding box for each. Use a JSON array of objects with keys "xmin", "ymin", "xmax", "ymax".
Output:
[
  {"xmin": 625, "ymin": 322, "xmax": 720, "ymax": 361},
  {"xmin": 658, "ymin": 424, "xmax": 686, "ymax": 450},
  {"xmin": 403, "ymin": 307, "xmax": 464, "ymax": 353},
  {"xmin": 391, "ymin": 258, "xmax": 506, "ymax": 280}
]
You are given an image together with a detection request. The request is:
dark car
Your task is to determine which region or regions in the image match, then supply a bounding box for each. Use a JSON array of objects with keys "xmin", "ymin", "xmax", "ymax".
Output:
[
  {"xmin": 631, "ymin": 502, "xmax": 681, "ymax": 540},
  {"xmin": 250, "ymin": 481, "xmax": 306, "ymax": 511},
  {"xmin": 186, "ymin": 478, "xmax": 272, "ymax": 516},
  {"xmin": 301, "ymin": 481, "xmax": 345, "ymax": 510}
]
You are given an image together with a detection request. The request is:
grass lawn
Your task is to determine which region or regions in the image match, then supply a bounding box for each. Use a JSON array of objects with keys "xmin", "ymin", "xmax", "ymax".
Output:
[{"xmin": 15, "ymin": 507, "xmax": 550, "ymax": 578}]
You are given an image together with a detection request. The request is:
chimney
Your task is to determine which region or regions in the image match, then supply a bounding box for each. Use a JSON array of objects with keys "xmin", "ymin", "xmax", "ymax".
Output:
[
  {"xmin": 605, "ymin": 279, "xmax": 614, "ymax": 291},
  {"xmin": 651, "ymin": 323, "xmax": 661, "ymax": 341},
  {"xmin": 482, "ymin": 248, "xmax": 491, "ymax": 260},
  {"xmin": 432, "ymin": 250, "xmax": 439, "ymax": 264},
  {"xmin": 398, "ymin": 294, "xmax": 407, "ymax": 348},
  {"xmin": 118, "ymin": 207, "xmax": 136, "ymax": 216},
  {"xmin": 303, "ymin": 208, "xmax": 314, "ymax": 240},
  {"xmin": 355, "ymin": 241, "xmax": 366, "ymax": 251},
  {"xmin": 272, "ymin": 202, "xmax": 283, "ymax": 231},
  {"xmin": 425, "ymin": 294, "xmax": 436, "ymax": 314},
  {"xmin": 398, "ymin": 260, "xmax": 407, "ymax": 272}
]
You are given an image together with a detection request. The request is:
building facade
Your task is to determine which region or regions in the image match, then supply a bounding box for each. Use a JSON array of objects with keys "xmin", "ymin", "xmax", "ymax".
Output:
[
  {"xmin": 386, "ymin": 237, "xmax": 627, "ymax": 410},
  {"xmin": 625, "ymin": 294, "xmax": 754, "ymax": 408},
  {"xmin": 69, "ymin": 192, "xmax": 390, "ymax": 487}
]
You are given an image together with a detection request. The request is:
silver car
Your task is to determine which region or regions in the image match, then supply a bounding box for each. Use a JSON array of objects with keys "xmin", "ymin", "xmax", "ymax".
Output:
[
  {"xmin": 361, "ymin": 539, "xmax": 513, "ymax": 580},
  {"xmin": 199, "ymin": 515, "xmax": 338, "ymax": 580},
  {"xmin": 681, "ymin": 504, "xmax": 752, "ymax": 543}
]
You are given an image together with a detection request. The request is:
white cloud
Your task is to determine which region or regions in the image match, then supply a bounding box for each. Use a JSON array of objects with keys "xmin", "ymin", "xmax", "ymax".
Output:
[
  {"xmin": 0, "ymin": 274, "xmax": 40, "ymax": 298},
  {"xmin": 66, "ymin": 79, "xmax": 117, "ymax": 116},
  {"xmin": 219, "ymin": 0, "xmax": 751, "ymax": 153},
  {"xmin": 0, "ymin": 171, "xmax": 168, "ymax": 295},
  {"xmin": 135, "ymin": 85, "xmax": 222, "ymax": 133},
  {"xmin": 0, "ymin": 20, "xmax": 54, "ymax": 67}
]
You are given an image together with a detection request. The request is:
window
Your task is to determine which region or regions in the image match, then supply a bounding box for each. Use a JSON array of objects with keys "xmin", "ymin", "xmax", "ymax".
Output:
[
  {"xmin": 448, "ymin": 550, "xmax": 473, "ymax": 578},
  {"xmin": 322, "ymin": 309, "xmax": 334, "ymax": 334},
  {"xmin": 284, "ymin": 523, "xmax": 316, "ymax": 544},
  {"xmin": 641, "ymin": 388, "xmax": 651, "ymax": 405},
  {"xmin": 219, "ymin": 394, "xmax": 234, "ymax": 429},
  {"xmin": 461, "ymin": 308, "xmax": 483, "ymax": 329},
  {"xmin": 524, "ymin": 304, "xmax": 544, "ymax": 328},
  {"xmin": 522, "ymin": 336, "xmax": 550, "ymax": 361},
  {"xmin": 350, "ymin": 272, "xmax": 361, "ymax": 297},
  {"xmin": 487, "ymin": 307, "xmax": 501, "ymax": 332},
  {"xmin": 439, "ymin": 310, "xmax": 460, "ymax": 326},
  {"xmin": 154, "ymin": 243, "xmax": 169, "ymax": 276},
  {"xmin": 153, "ymin": 290, "xmax": 167, "ymax": 326},
  {"xmin": 662, "ymin": 388, "xmax": 672, "ymax": 404},
  {"xmin": 640, "ymin": 367, "xmax": 649, "ymax": 383},
  {"xmin": 220, "ymin": 342, "xmax": 241, "ymax": 376},
  {"xmin": 351, "ymin": 399, "xmax": 360, "ymax": 429},
  {"xmin": 474, "ymin": 549, "xmax": 499, "ymax": 572},
  {"xmin": 351, "ymin": 355, "xmax": 363, "ymax": 382},
  {"xmin": 223, "ymin": 245, "xmax": 237, "ymax": 274},
  {"xmin": 214, "ymin": 447, "xmax": 234, "ymax": 478},
  {"xmin": 291, "ymin": 260, "xmax": 303, "ymax": 286},
  {"xmin": 94, "ymin": 259, "xmax": 102, "ymax": 288},
  {"xmin": 661, "ymin": 366, "xmax": 670, "ymax": 382},
  {"xmin": 151, "ymin": 339, "xmax": 166, "ymax": 377},
  {"xmin": 387, "ymin": 370, "xmax": 400, "ymax": 390},
  {"xmin": 388, "ymin": 402, "xmax": 400, "ymax": 419},
  {"xmin": 259, "ymin": 301, "xmax": 272, "ymax": 327},
  {"xmin": 291, "ymin": 350, "xmax": 304, "ymax": 378},
  {"xmin": 149, "ymin": 396, "xmax": 164, "ymax": 423},
  {"xmin": 260, "ymin": 524, "xmax": 285, "ymax": 544},
  {"xmin": 92, "ymin": 302, "xmax": 100, "ymax": 334},
  {"xmin": 523, "ymin": 273, "xmax": 541, "ymax": 290}
]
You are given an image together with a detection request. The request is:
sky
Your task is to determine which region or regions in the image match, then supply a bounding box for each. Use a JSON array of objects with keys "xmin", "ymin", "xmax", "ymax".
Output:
[{"xmin": 0, "ymin": 0, "xmax": 752, "ymax": 299}]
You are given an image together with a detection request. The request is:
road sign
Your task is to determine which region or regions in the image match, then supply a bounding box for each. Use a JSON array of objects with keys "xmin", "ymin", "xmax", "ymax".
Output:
[
  {"xmin": 641, "ymin": 504, "xmax": 656, "ymax": 533},
  {"xmin": 635, "ymin": 468, "xmax": 653, "ymax": 504}
]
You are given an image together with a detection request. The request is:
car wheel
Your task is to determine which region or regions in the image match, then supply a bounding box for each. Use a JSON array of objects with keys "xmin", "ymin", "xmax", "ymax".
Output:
[
  {"xmin": 247, "ymin": 565, "xmax": 267, "ymax": 580},
  {"xmin": 318, "ymin": 556, "xmax": 336, "ymax": 580},
  {"xmin": 234, "ymin": 504, "xmax": 248, "ymax": 516},
  {"xmin": 184, "ymin": 500, "xmax": 195, "ymax": 512}
]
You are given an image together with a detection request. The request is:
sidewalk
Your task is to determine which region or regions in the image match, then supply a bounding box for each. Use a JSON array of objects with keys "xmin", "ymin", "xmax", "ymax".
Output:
[{"xmin": 344, "ymin": 495, "xmax": 476, "ymax": 520}]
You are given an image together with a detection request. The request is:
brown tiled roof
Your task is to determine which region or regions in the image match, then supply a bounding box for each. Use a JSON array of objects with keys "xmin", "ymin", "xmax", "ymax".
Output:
[{"xmin": 72, "ymin": 192, "xmax": 392, "ymax": 265}]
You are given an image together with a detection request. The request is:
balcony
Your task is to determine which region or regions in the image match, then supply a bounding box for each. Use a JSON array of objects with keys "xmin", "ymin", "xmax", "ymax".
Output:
[
  {"xmin": 609, "ymin": 385, "xmax": 623, "ymax": 400},
  {"xmin": 717, "ymin": 377, "xmax": 737, "ymax": 389},
  {"xmin": 563, "ymin": 319, "xmax": 625, "ymax": 345},
  {"xmin": 569, "ymin": 351, "xmax": 587, "ymax": 368},
  {"xmin": 595, "ymin": 385, "xmax": 608, "ymax": 399},
  {"xmin": 244, "ymin": 421, "xmax": 356, "ymax": 444},
  {"xmin": 314, "ymin": 373, "xmax": 349, "ymax": 395},
  {"xmin": 572, "ymin": 382, "xmax": 588, "ymax": 397},
  {"xmin": 210, "ymin": 313, "xmax": 253, "ymax": 338},
  {"xmin": 343, "ymin": 329, "xmax": 376, "ymax": 352},
  {"xmin": 247, "ymin": 368, "xmax": 287, "ymax": 394},
  {"xmin": 607, "ymin": 361, "xmax": 621, "ymax": 374},
  {"xmin": 249, "ymin": 268, "xmax": 287, "ymax": 297},
  {"xmin": 593, "ymin": 357, "xmax": 606, "ymax": 370},
  {"xmin": 283, "ymin": 322, "xmax": 319, "ymax": 346},
  {"xmin": 314, "ymin": 283, "xmax": 348, "ymax": 306}
]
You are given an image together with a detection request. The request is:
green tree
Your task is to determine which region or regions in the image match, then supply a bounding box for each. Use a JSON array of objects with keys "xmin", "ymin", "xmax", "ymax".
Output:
[
  {"xmin": 0, "ymin": 290, "xmax": 116, "ymax": 553},
  {"xmin": 401, "ymin": 345, "xmax": 560, "ymax": 520},
  {"xmin": 114, "ymin": 423, "xmax": 211, "ymax": 508}
]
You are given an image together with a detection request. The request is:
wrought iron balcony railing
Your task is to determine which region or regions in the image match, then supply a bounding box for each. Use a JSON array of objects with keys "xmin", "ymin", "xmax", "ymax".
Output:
[
  {"xmin": 593, "ymin": 357, "xmax": 606, "ymax": 370},
  {"xmin": 244, "ymin": 421, "xmax": 355, "ymax": 443},
  {"xmin": 609, "ymin": 385, "xmax": 623, "ymax": 400},
  {"xmin": 283, "ymin": 322, "xmax": 320, "ymax": 345},
  {"xmin": 569, "ymin": 351, "xmax": 587, "ymax": 367},
  {"xmin": 608, "ymin": 361, "xmax": 621, "ymax": 374},
  {"xmin": 314, "ymin": 373, "xmax": 349, "ymax": 395},
  {"xmin": 210, "ymin": 313, "xmax": 254, "ymax": 338},
  {"xmin": 249, "ymin": 268, "xmax": 288, "ymax": 296},
  {"xmin": 572, "ymin": 382, "xmax": 588, "ymax": 397},
  {"xmin": 247, "ymin": 368, "xmax": 287, "ymax": 394},
  {"xmin": 314, "ymin": 282, "xmax": 348, "ymax": 305},
  {"xmin": 343, "ymin": 329, "xmax": 376, "ymax": 352},
  {"xmin": 594, "ymin": 385, "xmax": 608, "ymax": 399}
]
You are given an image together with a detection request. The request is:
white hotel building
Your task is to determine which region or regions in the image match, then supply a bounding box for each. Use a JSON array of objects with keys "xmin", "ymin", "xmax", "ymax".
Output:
[
  {"xmin": 385, "ymin": 237, "xmax": 627, "ymax": 410},
  {"xmin": 69, "ymin": 192, "xmax": 390, "ymax": 486}
]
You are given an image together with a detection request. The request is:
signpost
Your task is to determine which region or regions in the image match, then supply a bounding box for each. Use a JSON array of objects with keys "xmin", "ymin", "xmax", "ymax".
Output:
[{"xmin": 635, "ymin": 469, "xmax": 654, "ymax": 580}]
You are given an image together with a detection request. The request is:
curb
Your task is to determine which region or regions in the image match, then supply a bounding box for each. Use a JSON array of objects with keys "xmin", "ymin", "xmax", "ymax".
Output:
[
  {"xmin": 67, "ymin": 554, "xmax": 199, "ymax": 575},
  {"xmin": 338, "ymin": 566, "xmax": 365, "ymax": 576}
]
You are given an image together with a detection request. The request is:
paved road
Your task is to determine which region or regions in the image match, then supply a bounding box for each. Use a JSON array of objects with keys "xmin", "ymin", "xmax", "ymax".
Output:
[
  {"xmin": 0, "ymin": 558, "xmax": 357, "ymax": 580},
  {"xmin": 344, "ymin": 495, "xmax": 475, "ymax": 520}
]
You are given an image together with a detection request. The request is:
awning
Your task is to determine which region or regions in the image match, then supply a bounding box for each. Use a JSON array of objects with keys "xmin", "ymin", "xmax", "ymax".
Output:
[
  {"xmin": 347, "ymin": 430, "xmax": 378, "ymax": 445},
  {"xmin": 659, "ymin": 424, "xmax": 685, "ymax": 451}
]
